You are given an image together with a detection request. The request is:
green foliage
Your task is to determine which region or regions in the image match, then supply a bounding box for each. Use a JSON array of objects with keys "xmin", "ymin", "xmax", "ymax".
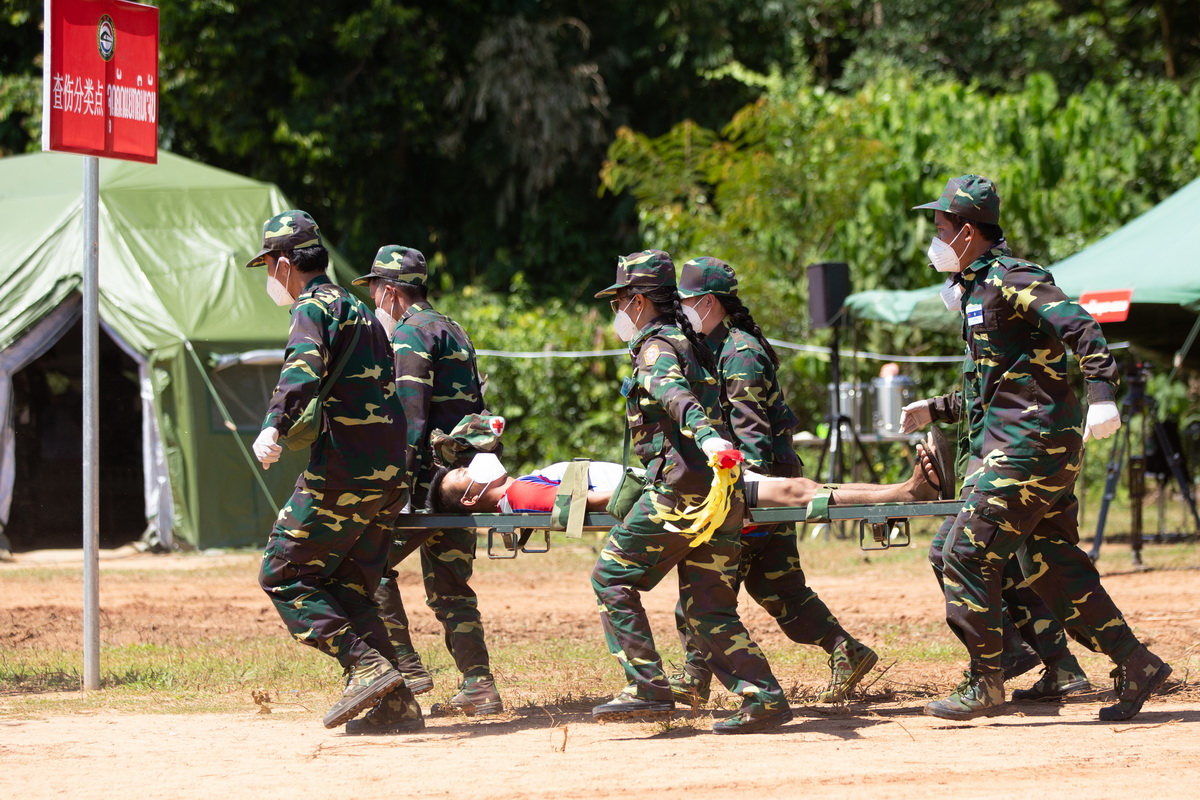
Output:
[
  {"xmin": 436, "ymin": 286, "xmax": 627, "ymax": 475},
  {"xmin": 800, "ymin": 0, "xmax": 1200, "ymax": 93},
  {"xmin": 0, "ymin": 0, "xmax": 42, "ymax": 156},
  {"xmin": 1148, "ymin": 372, "xmax": 1200, "ymax": 428},
  {"xmin": 602, "ymin": 69, "xmax": 1200, "ymax": 424}
]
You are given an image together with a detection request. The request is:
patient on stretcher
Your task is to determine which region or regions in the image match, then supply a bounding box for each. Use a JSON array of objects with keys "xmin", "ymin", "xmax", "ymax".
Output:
[{"xmin": 428, "ymin": 444, "xmax": 941, "ymax": 515}]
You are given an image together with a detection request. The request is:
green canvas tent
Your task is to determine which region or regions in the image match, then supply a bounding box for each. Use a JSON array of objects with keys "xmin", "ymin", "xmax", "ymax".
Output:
[
  {"xmin": 0, "ymin": 150, "xmax": 358, "ymax": 551},
  {"xmin": 845, "ymin": 177, "xmax": 1200, "ymax": 362}
]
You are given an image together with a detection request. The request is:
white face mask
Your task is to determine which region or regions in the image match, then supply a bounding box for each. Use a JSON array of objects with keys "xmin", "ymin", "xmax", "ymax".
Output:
[
  {"xmin": 373, "ymin": 292, "xmax": 398, "ymax": 333},
  {"xmin": 927, "ymin": 227, "xmax": 966, "ymax": 273},
  {"xmin": 939, "ymin": 277, "xmax": 964, "ymax": 311},
  {"xmin": 461, "ymin": 452, "xmax": 507, "ymax": 505},
  {"xmin": 682, "ymin": 298, "xmax": 710, "ymax": 332},
  {"xmin": 266, "ymin": 259, "xmax": 295, "ymax": 306},
  {"xmin": 613, "ymin": 302, "xmax": 639, "ymax": 342},
  {"xmin": 374, "ymin": 308, "xmax": 397, "ymax": 333}
]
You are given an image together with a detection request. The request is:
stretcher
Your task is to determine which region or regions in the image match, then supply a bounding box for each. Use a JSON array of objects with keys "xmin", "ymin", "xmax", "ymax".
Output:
[{"xmin": 394, "ymin": 499, "xmax": 965, "ymax": 559}]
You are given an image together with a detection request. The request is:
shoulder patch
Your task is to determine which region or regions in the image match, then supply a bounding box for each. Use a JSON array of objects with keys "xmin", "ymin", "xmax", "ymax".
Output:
[{"xmin": 643, "ymin": 343, "xmax": 661, "ymax": 367}]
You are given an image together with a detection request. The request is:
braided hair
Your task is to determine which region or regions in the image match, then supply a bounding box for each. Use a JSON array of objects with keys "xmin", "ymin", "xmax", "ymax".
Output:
[
  {"xmin": 631, "ymin": 285, "xmax": 717, "ymax": 375},
  {"xmin": 717, "ymin": 294, "xmax": 780, "ymax": 369}
]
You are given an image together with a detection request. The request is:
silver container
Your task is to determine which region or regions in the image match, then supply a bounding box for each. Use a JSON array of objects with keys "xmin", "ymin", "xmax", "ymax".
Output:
[
  {"xmin": 826, "ymin": 382, "xmax": 874, "ymax": 434},
  {"xmin": 872, "ymin": 375, "xmax": 916, "ymax": 436}
]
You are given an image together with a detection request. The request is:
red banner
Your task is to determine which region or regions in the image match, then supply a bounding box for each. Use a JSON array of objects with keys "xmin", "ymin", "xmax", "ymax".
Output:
[
  {"xmin": 1079, "ymin": 289, "xmax": 1134, "ymax": 323},
  {"xmin": 42, "ymin": 0, "xmax": 159, "ymax": 163}
]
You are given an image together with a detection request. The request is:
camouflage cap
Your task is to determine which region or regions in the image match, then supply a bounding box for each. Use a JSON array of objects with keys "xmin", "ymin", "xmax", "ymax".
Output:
[
  {"xmin": 912, "ymin": 175, "xmax": 1001, "ymax": 225},
  {"xmin": 351, "ymin": 245, "xmax": 428, "ymax": 287},
  {"xmin": 429, "ymin": 413, "xmax": 506, "ymax": 468},
  {"xmin": 678, "ymin": 256, "xmax": 738, "ymax": 299},
  {"xmin": 244, "ymin": 210, "xmax": 324, "ymax": 269},
  {"xmin": 594, "ymin": 249, "xmax": 676, "ymax": 298}
]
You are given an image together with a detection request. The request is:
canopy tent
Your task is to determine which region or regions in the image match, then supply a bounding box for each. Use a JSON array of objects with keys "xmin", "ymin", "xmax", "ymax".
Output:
[
  {"xmin": 845, "ymin": 177, "xmax": 1200, "ymax": 364},
  {"xmin": 0, "ymin": 151, "xmax": 358, "ymax": 551}
]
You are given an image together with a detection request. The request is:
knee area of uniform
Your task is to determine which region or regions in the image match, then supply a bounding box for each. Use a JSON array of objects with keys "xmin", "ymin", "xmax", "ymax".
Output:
[
  {"xmin": 593, "ymin": 581, "xmax": 641, "ymax": 610},
  {"xmin": 258, "ymin": 560, "xmax": 283, "ymax": 593},
  {"xmin": 942, "ymin": 545, "xmax": 998, "ymax": 573},
  {"xmin": 927, "ymin": 545, "xmax": 946, "ymax": 572}
]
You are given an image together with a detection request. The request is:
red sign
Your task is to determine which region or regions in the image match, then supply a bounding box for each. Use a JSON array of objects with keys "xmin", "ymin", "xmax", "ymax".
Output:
[
  {"xmin": 42, "ymin": 0, "xmax": 159, "ymax": 163},
  {"xmin": 1079, "ymin": 289, "xmax": 1134, "ymax": 323}
]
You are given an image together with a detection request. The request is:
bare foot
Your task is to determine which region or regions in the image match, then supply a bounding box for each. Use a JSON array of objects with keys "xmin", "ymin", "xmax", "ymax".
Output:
[{"xmin": 909, "ymin": 443, "xmax": 940, "ymax": 501}]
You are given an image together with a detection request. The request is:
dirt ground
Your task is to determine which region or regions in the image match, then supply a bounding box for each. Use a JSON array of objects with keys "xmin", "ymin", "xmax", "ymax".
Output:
[{"xmin": 2, "ymin": 541, "xmax": 1199, "ymax": 799}]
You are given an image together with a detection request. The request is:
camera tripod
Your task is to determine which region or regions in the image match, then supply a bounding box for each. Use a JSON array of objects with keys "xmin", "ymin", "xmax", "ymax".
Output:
[
  {"xmin": 1088, "ymin": 368, "xmax": 1200, "ymax": 566},
  {"xmin": 813, "ymin": 321, "xmax": 879, "ymax": 487}
]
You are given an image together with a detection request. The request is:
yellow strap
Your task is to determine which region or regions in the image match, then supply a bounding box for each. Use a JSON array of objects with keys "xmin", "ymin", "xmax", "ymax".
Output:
[
  {"xmin": 562, "ymin": 460, "xmax": 590, "ymax": 539},
  {"xmin": 551, "ymin": 460, "xmax": 590, "ymax": 536}
]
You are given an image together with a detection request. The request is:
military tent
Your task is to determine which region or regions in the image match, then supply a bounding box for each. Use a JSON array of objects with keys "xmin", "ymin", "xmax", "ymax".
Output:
[
  {"xmin": 844, "ymin": 177, "xmax": 1200, "ymax": 364},
  {"xmin": 0, "ymin": 150, "xmax": 358, "ymax": 552}
]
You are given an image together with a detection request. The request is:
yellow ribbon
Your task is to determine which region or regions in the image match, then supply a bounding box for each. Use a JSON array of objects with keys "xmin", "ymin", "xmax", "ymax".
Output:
[{"xmin": 650, "ymin": 453, "xmax": 741, "ymax": 547}]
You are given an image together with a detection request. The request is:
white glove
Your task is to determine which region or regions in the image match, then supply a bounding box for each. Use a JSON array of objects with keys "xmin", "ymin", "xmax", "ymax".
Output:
[
  {"xmin": 899, "ymin": 400, "xmax": 932, "ymax": 434},
  {"xmin": 701, "ymin": 436, "xmax": 735, "ymax": 459},
  {"xmin": 253, "ymin": 427, "xmax": 282, "ymax": 469},
  {"xmin": 1083, "ymin": 401, "xmax": 1121, "ymax": 443}
]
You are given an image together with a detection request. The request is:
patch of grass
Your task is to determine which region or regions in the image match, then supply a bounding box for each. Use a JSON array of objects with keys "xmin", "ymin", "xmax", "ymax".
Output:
[{"xmin": 1, "ymin": 524, "xmax": 1195, "ymax": 721}]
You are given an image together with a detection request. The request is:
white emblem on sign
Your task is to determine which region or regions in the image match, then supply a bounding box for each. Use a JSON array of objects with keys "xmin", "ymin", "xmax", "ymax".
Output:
[{"xmin": 97, "ymin": 16, "xmax": 116, "ymax": 62}]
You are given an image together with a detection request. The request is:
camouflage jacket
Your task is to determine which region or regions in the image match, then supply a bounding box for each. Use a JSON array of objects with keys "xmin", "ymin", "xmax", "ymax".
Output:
[
  {"xmin": 392, "ymin": 300, "xmax": 485, "ymax": 496},
  {"xmin": 929, "ymin": 245, "xmax": 1118, "ymax": 456},
  {"xmin": 263, "ymin": 275, "xmax": 407, "ymax": 488},
  {"xmin": 625, "ymin": 318, "xmax": 729, "ymax": 496},
  {"xmin": 705, "ymin": 319, "xmax": 803, "ymax": 477}
]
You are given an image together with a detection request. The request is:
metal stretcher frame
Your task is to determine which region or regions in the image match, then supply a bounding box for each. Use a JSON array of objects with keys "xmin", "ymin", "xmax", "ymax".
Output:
[{"xmin": 394, "ymin": 499, "xmax": 965, "ymax": 559}]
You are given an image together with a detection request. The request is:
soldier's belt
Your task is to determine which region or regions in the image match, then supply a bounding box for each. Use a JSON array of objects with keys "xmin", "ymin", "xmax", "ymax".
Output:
[{"xmin": 393, "ymin": 500, "xmax": 964, "ymax": 559}]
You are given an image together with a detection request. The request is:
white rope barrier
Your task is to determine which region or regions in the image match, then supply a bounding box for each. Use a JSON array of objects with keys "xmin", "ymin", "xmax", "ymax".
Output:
[{"xmin": 474, "ymin": 339, "xmax": 1129, "ymax": 363}]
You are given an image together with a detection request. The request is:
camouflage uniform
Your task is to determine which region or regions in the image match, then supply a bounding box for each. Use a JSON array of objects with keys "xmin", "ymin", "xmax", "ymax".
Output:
[
  {"xmin": 351, "ymin": 246, "xmax": 493, "ymax": 680},
  {"xmin": 673, "ymin": 259, "xmax": 847, "ymax": 688},
  {"xmin": 931, "ymin": 459, "xmax": 1076, "ymax": 673},
  {"xmin": 914, "ymin": 179, "xmax": 1140, "ymax": 678},
  {"xmin": 249, "ymin": 213, "xmax": 409, "ymax": 672},
  {"xmin": 591, "ymin": 251, "xmax": 786, "ymax": 714}
]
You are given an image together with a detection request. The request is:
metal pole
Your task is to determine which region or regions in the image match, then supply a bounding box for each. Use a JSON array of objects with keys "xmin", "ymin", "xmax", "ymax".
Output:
[
  {"xmin": 827, "ymin": 322, "xmax": 842, "ymax": 485},
  {"xmin": 82, "ymin": 156, "xmax": 101, "ymax": 690}
]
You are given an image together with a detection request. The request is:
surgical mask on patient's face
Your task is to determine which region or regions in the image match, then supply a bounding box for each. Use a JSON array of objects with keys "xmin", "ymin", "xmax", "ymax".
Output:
[
  {"xmin": 461, "ymin": 452, "xmax": 507, "ymax": 505},
  {"xmin": 466, "ymin": 452, "xmax": 506, "ymax": 484}
]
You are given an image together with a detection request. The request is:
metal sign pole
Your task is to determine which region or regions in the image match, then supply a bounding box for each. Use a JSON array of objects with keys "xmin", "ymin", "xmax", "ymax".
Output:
[{"xmin": 82, "ymin": 155, "xmax": 100, "ymax": 691}]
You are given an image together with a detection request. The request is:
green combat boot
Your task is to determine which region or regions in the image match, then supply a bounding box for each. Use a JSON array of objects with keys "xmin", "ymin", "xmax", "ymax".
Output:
[
  {"xmin": 817, "ymin": 639, "xmax": 879, "ymax": 703},
  {"xmin": 450, "ymin": 674, "xmax": 503, "ymax": 716},
  {"xmin": 344, "ymin": 684, "xmax": 425, "ymax": 735},
  {"xmin": 924, "ymin": 671, "xmax": 1007, "ymax": 720},
  {"xmin": 394, "ymin": 652, "xmax": 433, "ymax": 695},
  {"xmin": 322, "ymin": 651, "xmax": 406, "ymax": 729},
  {"xmin": 1099, "ymin": 645, "xmax": 1172, "ymax": 722},
  {"xmin": 711, "ymin": 701, "xmax": 793, "ymax": 734},
  {"xmin": 1011, "ymin": 655, "xmax": 1091, "ymax": 701},
  {"xmin": 591, "ymin": 688, "xmax": 674, "ymax": 722},
  {"xmin": 668, "ymin": 670, "xmax": 711, "ymax": 707}
]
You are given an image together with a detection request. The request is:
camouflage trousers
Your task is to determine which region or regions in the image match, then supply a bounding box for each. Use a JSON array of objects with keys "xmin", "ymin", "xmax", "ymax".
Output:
[
  {"xmin": 591, "ymin": 483, "xmax": 786, "ymax": 709},
  {"xmin": 937, "ymin": 450, "xmax": 1139, "ymax": 675},
  {"xmin": 674, "ymin": 524, "xmax": 840, "ymax": 683},
  {"xmin": 259, "ymin": 480, "xmax": 408, "ymax": 669},
  {"xmin": 933, "ymin": 452, "xmax": 1076, "ymax": 668},
  {"xmin": 374, "ymin": 525, "xmax": 491, "ymax": 678}
]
